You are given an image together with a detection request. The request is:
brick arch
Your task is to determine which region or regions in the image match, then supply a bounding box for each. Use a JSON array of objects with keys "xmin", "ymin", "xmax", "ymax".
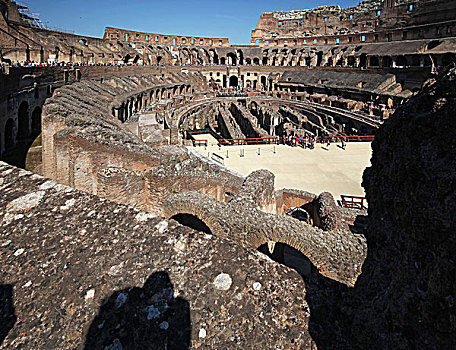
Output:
[
  {"xmin": 163, "ymin": 190, "xmax": 364, "ymax": 287},
  {"xmin": 245, "ymin": 221, "xmax": 339, "ymax": 284},
  {"xmin": 162, "ymin": 200, "xmax": 225, "ymax": 238}
]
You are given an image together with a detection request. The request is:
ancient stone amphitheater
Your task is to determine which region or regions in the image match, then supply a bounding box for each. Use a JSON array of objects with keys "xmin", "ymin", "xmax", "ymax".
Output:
[{"xmin": 0, "ymin": 0, "xmax": 455, "ymax": 349}]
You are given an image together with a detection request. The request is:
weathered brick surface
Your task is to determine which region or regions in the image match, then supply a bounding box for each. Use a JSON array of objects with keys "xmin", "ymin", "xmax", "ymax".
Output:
[{"xmin": 163, "ymin": 170, "xmax": 367, "ymax": 287}]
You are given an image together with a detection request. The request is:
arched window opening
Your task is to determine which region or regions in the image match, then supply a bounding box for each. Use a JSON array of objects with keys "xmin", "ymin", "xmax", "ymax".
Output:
[
  {"xmin": 227, "ymin": 53, "xmax": 236, "ymax": 66},
  {"xmin": 316, "ymin": 51, "xmax": 323, "ymax": 66},
  {"xmin": 359, "ymin": 53, "xmax": 367, "ymax": 68},
  {"xmin": 369, "ymin": 56, "xmax": 379, "ymax": 66}
]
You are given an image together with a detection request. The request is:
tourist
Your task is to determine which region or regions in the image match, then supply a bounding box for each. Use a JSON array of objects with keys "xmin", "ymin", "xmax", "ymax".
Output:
[{"xmin": 341, "ymin": 139, "xmax": 346, "ymax": 150}]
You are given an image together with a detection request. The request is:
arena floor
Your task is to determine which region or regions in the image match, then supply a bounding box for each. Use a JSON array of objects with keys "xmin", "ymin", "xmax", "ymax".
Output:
[{"xmin": 190, "ymin": 134, "xmax": 373, "ymax": 200}]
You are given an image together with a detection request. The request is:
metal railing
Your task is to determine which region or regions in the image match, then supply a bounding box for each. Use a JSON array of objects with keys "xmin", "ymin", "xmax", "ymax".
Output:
[
  {"xmin": 218, "ymin": 135, "xmax": 374, "ymax": 146},
  {"xmin": 318, "ymin": 135, "xmax": 374, "ymax": 143},
  {"xmin": 219, "ymin": 137, "xmax": 277, "ymax": 146},
  {"xmin": 341, "ymin": 195, "xmax": 367, "ymax": 209},
  {"xmin": 192, "ymin": 139, "xmax": 207, "ymax": 147}
]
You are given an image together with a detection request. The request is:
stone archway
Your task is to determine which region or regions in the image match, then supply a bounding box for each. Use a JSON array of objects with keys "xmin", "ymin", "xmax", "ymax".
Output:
[
  {"xmin": 369, "ymin": 56, "xmax": 379, "ymax": 67},
  {"xmin": 170, "ymin": 213, "xmax": 212, "ymax": 234},
  {"xmin": 229, "ymin": 75, "xmax": 238, "ymax": 88},
  {"xmin": 227, "ymin": 53, "xmax": 236, "ymax": 65},
  {"xmin": 382, "ymin": 56, "xmax": 393, "ymax": 67},
  {"xmin": 396, "ymin": 55, "xmax": 407, "ymax": 67}
]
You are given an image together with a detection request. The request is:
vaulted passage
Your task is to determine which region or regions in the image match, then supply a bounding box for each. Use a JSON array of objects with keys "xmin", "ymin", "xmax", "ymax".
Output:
[
  {"xmin": 170, "ymin": 213, "xmax": 212, "ymax": 234},
  {"xmin": 258, "ymin": 242, "xmax": 316, "ymax": 278}
]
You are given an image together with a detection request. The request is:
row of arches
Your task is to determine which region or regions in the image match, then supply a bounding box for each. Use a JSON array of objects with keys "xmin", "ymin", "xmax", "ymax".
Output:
[
  {"xmin": 1, "ymin": 101, "xmax": 41, "ymax": 157},
  {"xmin": 114, "ymin": 84, "xmax": 191, "ymax": 123}
]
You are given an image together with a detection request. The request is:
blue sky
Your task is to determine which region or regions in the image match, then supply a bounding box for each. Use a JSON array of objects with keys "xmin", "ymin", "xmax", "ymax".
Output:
[{"xmin": 27, "ymin": 0, "xmax": 359, "ymax": 45}]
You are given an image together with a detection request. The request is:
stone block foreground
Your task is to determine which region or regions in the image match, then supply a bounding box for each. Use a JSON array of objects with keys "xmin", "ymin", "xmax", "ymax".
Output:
[{"xmin": 0, "ymin": 162, "xmax": 313, "ymax": 349}]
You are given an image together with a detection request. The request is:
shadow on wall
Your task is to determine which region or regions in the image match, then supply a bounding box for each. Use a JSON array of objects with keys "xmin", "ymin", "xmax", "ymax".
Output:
[
  {"xmin": 84, "ymin": 272, "xmax": 191, "ymax": 350},
  {"xmin": 0, "ymin": 283, "xmax": 16, "ymax": 345}
]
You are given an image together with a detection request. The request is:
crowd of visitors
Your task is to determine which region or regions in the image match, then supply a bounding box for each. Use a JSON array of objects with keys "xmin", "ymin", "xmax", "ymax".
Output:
[
  {"xmin": 278, "ymin": 134, "xmax": 347, "ymax": 150},
  {"xmin": 216, "ymin": 89, "xmax": 248, "ymax": 97},
  {"xmin": 279, "ymin": 135, "xmax": 316, "ymax": 149},
  {"xmin": 1, "ymin": 61, "xmax": 140, "ymax": 68}
]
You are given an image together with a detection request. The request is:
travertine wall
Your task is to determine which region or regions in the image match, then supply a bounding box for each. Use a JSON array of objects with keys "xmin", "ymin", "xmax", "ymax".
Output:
[{"xmin": 251, "ymin": 0, "xmax": 456, "ymax": 47}]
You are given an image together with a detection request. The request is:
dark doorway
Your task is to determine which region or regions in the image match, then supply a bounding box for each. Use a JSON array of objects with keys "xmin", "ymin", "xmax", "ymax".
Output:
[
  {"xmin": 382, "ymin": 56, "xmax": 393, "ymax": 67},
  {"xmin": 17, "ymin": 101, "xmax": 29, "ymax": 139},
  {"xmin": 369, "ymin": 56, "xmax": 379, "ymax": 66},
  {"xmin": 396, "ymin": 55, "xmax": 407, "ymax": 67},
  {"xmin": 4, "ymin": 119, "xmax": 15, "ymax": 150},
  {"xmin": 229, "ymin": 75, "xmax": 238, "ymax": 88},
  {"xmin": 360, "ymin": 53, "xmax": 367, "ymax": 68},
  {"xmin": 261, "ymin": 76, "xmax": 267, "ymax": 90},
  {"xmin": 31, "ymin": 107, "xmax": 42, "ymax": 136}
]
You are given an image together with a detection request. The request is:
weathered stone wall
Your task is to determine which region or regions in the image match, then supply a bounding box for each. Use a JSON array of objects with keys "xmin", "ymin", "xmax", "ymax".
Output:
[
  {"xmin": 40, "ymin": 73, "xmax": 246, "ymax": 214},
  {"xmin": 0, "ymin": 161, "xmax": 314, "ymax": 349},
  {"xmin": 355, "ymin": 66, "xmax": 456, "ymax": 348},
  {"xmin": 104, "ymin": 26, "xmax": 230, "ymax": 47},
  {"xmin": 300, "ymin": 66, "xmax": 456, "ymax": 350},
  {"xmin": 251, "ymin": 0, "xmax": 456, "ymax": 47},
  {"xmin": 163, "ymin": 170, "xmax": 367, "ymax": 287}
]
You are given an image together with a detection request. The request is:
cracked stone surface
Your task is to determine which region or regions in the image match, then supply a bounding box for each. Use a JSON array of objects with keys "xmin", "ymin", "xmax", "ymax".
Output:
[{"xmin": 0, "ymin": 161, "xmax": 313, "ymax": 349}]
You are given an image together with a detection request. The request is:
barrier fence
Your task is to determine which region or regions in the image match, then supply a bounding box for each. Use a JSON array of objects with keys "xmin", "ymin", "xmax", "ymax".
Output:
[
  {"xmin": 192, "ymin": 139, "xmax": 207, "ymax": 146},
  {"xmin": 341, "ymin": 195, "xmax": 367, "ymax": 210},
  {"xmin": 218, "ymin": 135, "xmax": 374, "ymax": 146},
  {"xmin": 219, "ymin": 137, "xmax": 277, "ymax": 146},
  {"xmin": 318, "ymin": 135, "xmax": 375, "ymax": 143}
]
